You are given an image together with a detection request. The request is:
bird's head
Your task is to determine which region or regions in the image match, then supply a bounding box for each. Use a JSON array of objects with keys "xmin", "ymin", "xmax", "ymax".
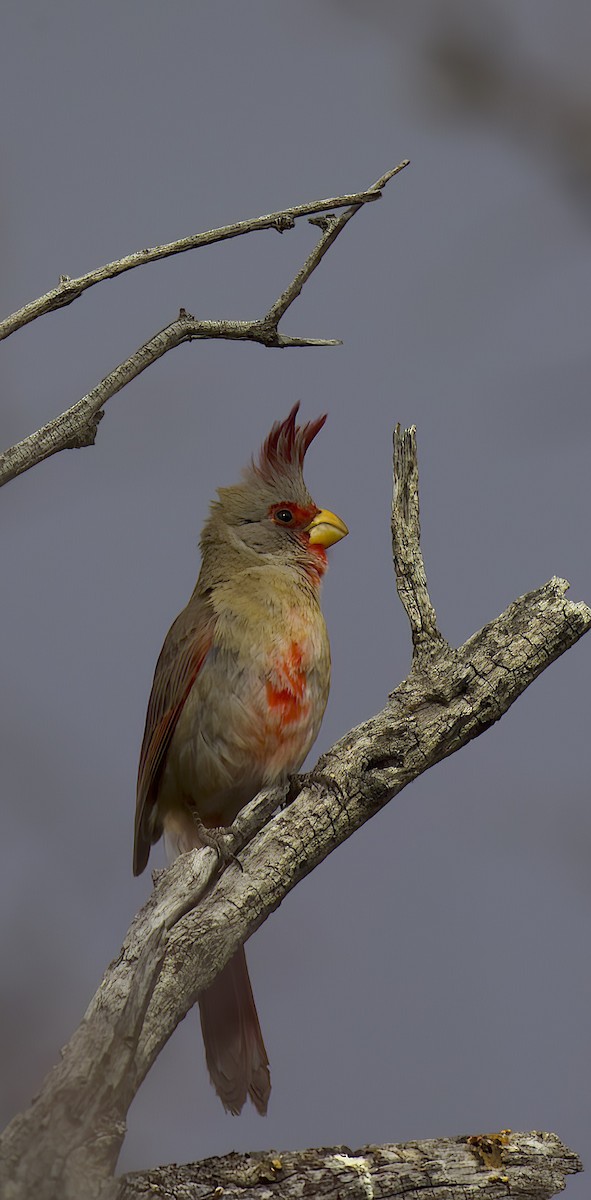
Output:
[{"xmin": 201, "ymin": 404, "xmax": 348, "ymax": 581}]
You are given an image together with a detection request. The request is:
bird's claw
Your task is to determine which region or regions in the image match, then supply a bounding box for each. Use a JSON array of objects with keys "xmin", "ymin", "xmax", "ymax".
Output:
[
  {"xmin": 300, "ymin": 769, "xmax": 348, "ymax": 804},
  {"xmin": 192, "ymin": 818, "xmax": 243, "ymax": 871},
  {"xmin": 279, "ymin": 770, "xmax": 347, "ymax": 809},
  {"xmin": 279, "ymin": 775, "xmax": 303, "ymax": 810}
]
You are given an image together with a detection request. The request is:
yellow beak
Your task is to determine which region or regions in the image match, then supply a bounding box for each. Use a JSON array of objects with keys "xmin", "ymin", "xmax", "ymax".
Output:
[{"xmin": 306, "ymin": 508, "xmax": 349, "ymax": 548}]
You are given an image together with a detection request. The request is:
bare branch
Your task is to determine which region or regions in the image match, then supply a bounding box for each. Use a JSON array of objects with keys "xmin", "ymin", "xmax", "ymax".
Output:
[
  {"xmin": 0, "ymin": 314, "xmax": 339, "ymax": 488},
  {"xmin": 1, "ymin": 428, "xmax": 588, "ymax": 1200},
  {"xmin": 392, "ymin": 423, "xmax": 444, "ymax": 654},
  {"xmin": 264, "ymin": 162, "xmax": 409, "ymax": 327},
  {"xmin": 119, "ymin": 1130, "xmax": 582, "ymax": 1200},
  {"xmin": 0, "ymin": 165, "xmax": 408, "ymax": 343},
  {"xmin": 0, "ymin": 162, "xmax": 409, "ymax": 489}
]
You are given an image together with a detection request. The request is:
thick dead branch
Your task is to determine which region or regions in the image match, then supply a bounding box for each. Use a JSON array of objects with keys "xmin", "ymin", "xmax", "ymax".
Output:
[
  {"xmin": 1, "ymin": 427, "xmax": 587, "ymax": 1200},
  {"xmin": 118, "ymin": 1130, "xmax": 582, "ymax": 1200},
  {"xmin": 0, "ymin": 162, "xmax": 409, "ymax": 489}
]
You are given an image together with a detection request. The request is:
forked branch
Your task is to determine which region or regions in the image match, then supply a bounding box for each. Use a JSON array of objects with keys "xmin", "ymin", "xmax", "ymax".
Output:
[
  {"xmin": 0, "ymin": 162, "xmax": 409, "ymax": 488},
  {"xmin": 1, "ymin": 427, "xmax": 588, "ymax": 1200},
  {"xmin": 0, "ymin": 166, "xmax": 406, "ymax": 342}
]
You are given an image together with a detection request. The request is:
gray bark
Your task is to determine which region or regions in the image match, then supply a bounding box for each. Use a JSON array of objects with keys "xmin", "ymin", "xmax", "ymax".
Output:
[
  {"xmin": 118, "ymin": 1131, "xmax": 582, "ymax": 1200},
  {"xmin": 1, "ymin": 428, "xmax": 588, "ymax": 1199}
]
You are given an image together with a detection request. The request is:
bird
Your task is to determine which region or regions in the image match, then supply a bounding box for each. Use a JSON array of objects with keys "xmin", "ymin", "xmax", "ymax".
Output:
[{"xmin": 133, "ymin": 403, "xmax": 348, "ymax": 1115}]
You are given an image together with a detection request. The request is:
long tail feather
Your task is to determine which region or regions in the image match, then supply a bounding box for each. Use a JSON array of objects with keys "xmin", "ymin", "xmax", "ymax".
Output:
[{"xmin": 199, "ymin": 944, "xmax": 270, "ymax": 1115}]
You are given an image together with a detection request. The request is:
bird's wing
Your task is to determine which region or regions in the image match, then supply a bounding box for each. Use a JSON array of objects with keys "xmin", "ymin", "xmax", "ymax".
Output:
[{"xmin": 133, "ymin": 592, "xmax": 215, "ymax": 875}]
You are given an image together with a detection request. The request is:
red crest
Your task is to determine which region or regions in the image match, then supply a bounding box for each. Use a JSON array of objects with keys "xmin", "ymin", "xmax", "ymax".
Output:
[{"xmin": 254, "ymin": 402, "xmax": 327, "ymax": 483}]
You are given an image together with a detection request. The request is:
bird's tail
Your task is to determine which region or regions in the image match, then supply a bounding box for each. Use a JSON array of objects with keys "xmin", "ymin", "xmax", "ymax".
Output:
[
  {"xmin": 163, "ymin": 811, "xmax": 270, "ymax": 1114},
  {"xmin": 198, "ymin": 944, "xmax": 271, "ymax": 1115}
]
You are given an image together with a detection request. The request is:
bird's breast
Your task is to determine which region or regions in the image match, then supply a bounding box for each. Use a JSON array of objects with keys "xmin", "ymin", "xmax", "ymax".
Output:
[
  {"xmin": 250, "ymin": 630, "xmax": 326, "ymax": 778},
  {"xmin": 165, "ymin": 583, "xmax": 330, "ymax": 820}
]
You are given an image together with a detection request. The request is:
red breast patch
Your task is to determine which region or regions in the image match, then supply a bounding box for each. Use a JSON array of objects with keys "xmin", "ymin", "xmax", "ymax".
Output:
[{"xmin": 266, "ymin": 642, "xmax": 309, "ymax": 725}]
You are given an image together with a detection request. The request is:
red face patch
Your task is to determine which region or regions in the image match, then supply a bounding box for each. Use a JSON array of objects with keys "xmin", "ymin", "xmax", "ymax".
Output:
[{"xmin": 268, "ymin": 501, "xmax": 319, "ymax": 529}]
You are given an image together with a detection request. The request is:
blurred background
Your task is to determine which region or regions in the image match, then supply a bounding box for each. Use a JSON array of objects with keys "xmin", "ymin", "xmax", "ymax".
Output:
[{"xmin": 1, "ymin": 1, "xmax": 590, "ymax": 1191}]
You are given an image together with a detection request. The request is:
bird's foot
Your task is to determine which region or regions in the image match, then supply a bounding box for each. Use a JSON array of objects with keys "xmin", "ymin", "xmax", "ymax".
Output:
[
  {"xmin": 279, "ymin": 774, "xmax": 304, "ymax": 809},
  {"xmin": 280, "ymin": 769, "xmax": 348, "ymax": 808},
  {"xmin": 299, "ymin": 769, "xmax": 348, "ymax": 805},
  {"xmin": 192, "ymin": 817, "xmax": 243, "ymax": 871}
]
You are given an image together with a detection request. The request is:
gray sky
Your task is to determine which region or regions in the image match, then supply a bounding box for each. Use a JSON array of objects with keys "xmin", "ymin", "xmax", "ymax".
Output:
[{"xmin": 1, "ymin": 2, "xmax": 590, "ymax": 1191}]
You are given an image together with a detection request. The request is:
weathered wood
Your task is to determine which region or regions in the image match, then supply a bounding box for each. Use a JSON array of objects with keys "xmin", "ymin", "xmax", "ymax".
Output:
[{"xmin": 118, "ymin": 1131, "xmax": 582, "ymax": 1200}]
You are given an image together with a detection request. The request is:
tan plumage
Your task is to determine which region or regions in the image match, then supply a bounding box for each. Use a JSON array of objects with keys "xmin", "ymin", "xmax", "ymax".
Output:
[{"xmin": 134, "ymin": 404, "xmax": 347, "ymax": 1114}]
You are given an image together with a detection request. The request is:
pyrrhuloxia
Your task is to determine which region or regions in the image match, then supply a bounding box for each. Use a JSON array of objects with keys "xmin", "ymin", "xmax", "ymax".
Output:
[{"xmin": 134, "ymin": 404, "xmax": 348, "ymax": 1115}]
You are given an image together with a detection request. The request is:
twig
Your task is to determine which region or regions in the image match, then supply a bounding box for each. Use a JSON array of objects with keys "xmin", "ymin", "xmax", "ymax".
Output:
[
  {"xmin": 119, "ymin": 1130, "xmax": 582, "ymax": 1200},
  {"xmin": 1, "ymin": 429, "xmax": 588, "ymax": 1200},
  {"xmin": 0, "ymin": 165, "xmax": 408, "ymax": 343},
  {"xmin": 264, "ymin": 163, "xmax": 408, "ymax": 327},
  {"xmin": 0, "ymin": 162, "xmax": 409, "ymax": 489}
]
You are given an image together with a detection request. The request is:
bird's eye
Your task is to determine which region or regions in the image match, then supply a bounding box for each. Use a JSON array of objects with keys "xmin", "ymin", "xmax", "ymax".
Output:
[{"xmin": 274, "ymin": 509, "xmax": 294, "ymax": 524}]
